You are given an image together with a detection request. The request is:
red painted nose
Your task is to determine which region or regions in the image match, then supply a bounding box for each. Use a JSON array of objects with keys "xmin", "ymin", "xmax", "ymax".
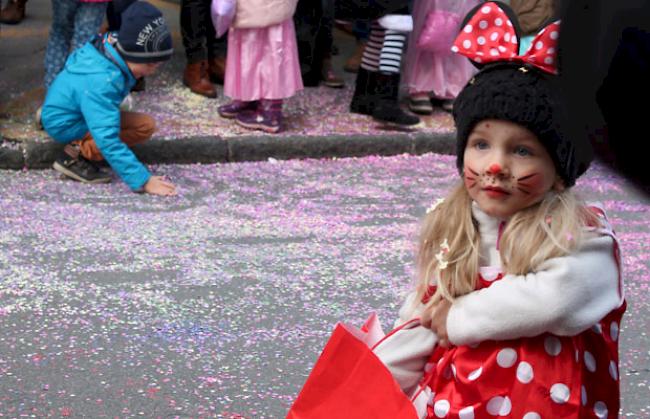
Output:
[{"xmin": 488, "ymin": 163, "xmax": 502, "ymax": 174}]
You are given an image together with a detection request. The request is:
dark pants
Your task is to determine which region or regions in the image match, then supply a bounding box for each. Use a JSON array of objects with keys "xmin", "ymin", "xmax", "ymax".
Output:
[
  {"xmin": 294, "ymin": 0, "xmax": 335, "ymax": 85},
  {"xmin": 180, "ymin": 0, "xmax": 227, "ymax": 63},
  {"xmin": 106, "ymin": 0, "xmax": 136, "ymax": 31}
]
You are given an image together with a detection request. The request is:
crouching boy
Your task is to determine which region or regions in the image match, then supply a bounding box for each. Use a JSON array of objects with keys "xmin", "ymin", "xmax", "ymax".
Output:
[{"xmin": 41, "ymin": 1, "xmax": 176, "ymax": 196}]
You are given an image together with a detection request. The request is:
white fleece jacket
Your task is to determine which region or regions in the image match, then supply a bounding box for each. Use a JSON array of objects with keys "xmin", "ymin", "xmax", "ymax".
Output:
[
  {"xmin": 398, "ymin": 202, "xmax": 622, "ymax": 346},
  {"xmin": 385, "ymin": 202, "xmax": 621, "ymax": 417},
  {"xmin": 444, "ymin": 203, "xmax": 622, "ymax": 345}
]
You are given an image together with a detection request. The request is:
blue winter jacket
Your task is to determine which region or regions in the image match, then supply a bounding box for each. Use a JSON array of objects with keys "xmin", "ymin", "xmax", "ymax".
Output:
[{"xmin": 41, "ymin": 34, "xmax": 151, "ymax": 191}]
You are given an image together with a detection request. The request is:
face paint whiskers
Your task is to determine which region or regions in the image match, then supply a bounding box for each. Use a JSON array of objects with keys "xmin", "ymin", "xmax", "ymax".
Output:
[
  {"xmin": 515, "ymin": 173, "xmax": 539, "ymax": 195},
  {"xmin": 464, "ymin": 168, "xmax": 479, "ymax": 189}
]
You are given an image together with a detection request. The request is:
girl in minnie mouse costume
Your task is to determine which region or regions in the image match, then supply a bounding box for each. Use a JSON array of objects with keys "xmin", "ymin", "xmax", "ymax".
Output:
[{"xmin": 381, "ymin": 2, "xmax": 626, "ymax": 418}]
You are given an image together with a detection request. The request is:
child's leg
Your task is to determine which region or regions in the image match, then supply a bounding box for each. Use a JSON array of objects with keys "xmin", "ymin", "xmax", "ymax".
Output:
[
  {"xmin": 119, "ymin": 111, "xmax": 156, "ymax": 146},
  {"xmin": 344, "ymin": 19, "xmax": 370, "ymax": 73},
  {"xmin": 75, "ymin": 112, "xmax": 155, "ymax": 161},
  {"xmin": 349, "ymin": 21, "xmax": 384, "ymax": 115},
  {"xmin": 317, "ymin": 5, "xmax": 344, "ymax": 89},
  {"xmin": 75, "ymin": 132, "xmax": 103, "ymax": 162},
  {"xmin": 72, "ymin": 2, "xmax": 108, "ymax": 51},
  {"xmin": 378, "ymin": 29, "xmax": 407, "ymax": 73},
  {"xmin": 180, "ymin": 0, "xmax": 217, "ymax": 98},
  {"xmin": 204, "ymin": 0, "xmax": 227, "ymax": 84},
  {"xmin": 360, "ymin": 21, "xmax": 383, "ymax": 74},
  {"xmin": 180, "ymin": 0, "xmax": 209, "ymax": 64},
  {"xmin": 372, "ymin": 18, "xmax": 420, "ymax": 126},
  {"xmin": 44, "ymin": 0, "xmax": 76, "ymax": 89}
]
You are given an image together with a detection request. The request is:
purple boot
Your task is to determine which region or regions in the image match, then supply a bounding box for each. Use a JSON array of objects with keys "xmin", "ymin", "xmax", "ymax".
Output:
[
  {"xmin": 235, "ymin": 99, "xmax": 283, "ymax": 133},
  {"xmin": 218, "ymin": 100, "xmax": 258, "ymax": 119}
]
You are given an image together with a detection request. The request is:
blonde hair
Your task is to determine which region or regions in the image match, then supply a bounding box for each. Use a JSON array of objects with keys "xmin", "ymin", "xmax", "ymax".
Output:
[{"xmin": 414, "ymin": 182, "xmax": 601, "ymax": 308}]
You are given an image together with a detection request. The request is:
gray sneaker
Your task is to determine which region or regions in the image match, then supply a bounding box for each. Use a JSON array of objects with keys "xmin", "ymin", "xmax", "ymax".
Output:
[{"xmin": 52, "ymin": 153, "xmax": 112, "ymax": 184}]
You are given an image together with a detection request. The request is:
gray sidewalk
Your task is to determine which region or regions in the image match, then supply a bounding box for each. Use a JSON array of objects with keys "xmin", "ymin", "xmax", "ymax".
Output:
[{"xmin": 0, "ymin": 0, "xmax": 457, "ymax": 169}]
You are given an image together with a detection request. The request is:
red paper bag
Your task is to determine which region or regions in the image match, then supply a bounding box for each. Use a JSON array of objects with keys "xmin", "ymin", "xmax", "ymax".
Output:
[
  {"xmin": 341, "ymin": 312, "xmax": 385, "ymax": 347},
  {"xmin": 286, "ymin": 321, "xmax": 418, "ymax": 419}
]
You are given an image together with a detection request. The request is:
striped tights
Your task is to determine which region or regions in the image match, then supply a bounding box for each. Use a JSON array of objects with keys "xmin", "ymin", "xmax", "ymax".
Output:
[{"xmin": 360, "ymin": 21, "xmax": 408, "ymax": 74}]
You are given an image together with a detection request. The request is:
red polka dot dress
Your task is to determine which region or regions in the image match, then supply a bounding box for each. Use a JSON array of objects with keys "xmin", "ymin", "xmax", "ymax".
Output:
[{"xmin": 417, "ymin": 215, "xmax": 625, "ymax": 418}]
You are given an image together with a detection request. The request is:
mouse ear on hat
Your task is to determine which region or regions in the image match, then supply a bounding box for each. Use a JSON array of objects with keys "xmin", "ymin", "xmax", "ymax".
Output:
[{"xmin": 453, "ymin": 1, "xmax": 523, "ymax": 70}]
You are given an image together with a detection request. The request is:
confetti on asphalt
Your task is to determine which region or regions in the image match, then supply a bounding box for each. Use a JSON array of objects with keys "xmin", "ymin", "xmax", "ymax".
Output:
[{"xmin": 0, "ymin": 154, "xmax": 648, "ymax": 417}]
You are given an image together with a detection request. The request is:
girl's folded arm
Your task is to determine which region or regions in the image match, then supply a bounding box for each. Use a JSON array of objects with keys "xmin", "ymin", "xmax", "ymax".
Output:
[{"xmin": 446, "ymin": 233, "xmax": 620, "ymax": 346}]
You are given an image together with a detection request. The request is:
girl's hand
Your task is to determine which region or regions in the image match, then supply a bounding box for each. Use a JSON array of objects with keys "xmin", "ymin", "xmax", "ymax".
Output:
[
  {"xmin": 421, "ymin": 295, "xmax": 452, "ymax": 348},
  {"xmin": 144, "ymin": 176, "xmax": 177, "ymax": 196}
]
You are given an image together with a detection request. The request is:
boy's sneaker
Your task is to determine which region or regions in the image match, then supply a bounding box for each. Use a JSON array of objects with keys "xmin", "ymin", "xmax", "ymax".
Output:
[{"xmin": 53, "ymin": 154, "xmax": 112, "ymax": 184}]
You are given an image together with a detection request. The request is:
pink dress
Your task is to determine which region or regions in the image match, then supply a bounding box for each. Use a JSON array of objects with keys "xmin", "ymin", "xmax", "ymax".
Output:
[
  {"xmin": 224, "ymin": 18, "xmax": 303, "ymax": 101},
  {"xmin": 403, "ymin": 0, "xmax": 479, "ymax": 99},
  {"xmin": 417, "ymin": 213, "xmax": 625, "ymax": 418}
]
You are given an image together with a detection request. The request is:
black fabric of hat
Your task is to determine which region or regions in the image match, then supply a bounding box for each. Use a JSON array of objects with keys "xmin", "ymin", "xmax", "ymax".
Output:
[{"xmin": 116, "ymin": 1, "xmax": 173, "ymax": 63}]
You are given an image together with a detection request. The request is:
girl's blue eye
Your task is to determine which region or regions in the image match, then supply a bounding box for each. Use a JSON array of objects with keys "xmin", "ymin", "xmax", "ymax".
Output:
[
  {"xmin": 475, "ymin": 141, "xmax": 488, "ymax": 150},
  {"xmin": 514, "ymin": 146, "xmax": 531, "ymax": 156}
]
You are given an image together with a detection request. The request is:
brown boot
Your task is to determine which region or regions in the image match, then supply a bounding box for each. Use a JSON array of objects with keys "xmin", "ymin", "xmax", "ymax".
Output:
[
  {"xmin": 208, "ymin": 56, "xmax": 226, "ymax": 85},
  {"xmin": 183, "ymin": 61, "xmax": 217, "ymax": 98},
  {"xmin": 0, "ymin": 0, "xmax": 27, "ymax": 24},
  {"xmin": 343, "ymin": 40, "xmax": 366, "ymax": 73}
]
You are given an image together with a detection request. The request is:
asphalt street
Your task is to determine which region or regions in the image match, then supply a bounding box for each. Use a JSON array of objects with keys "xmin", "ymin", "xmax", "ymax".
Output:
[
  {"xmin": 0, "ymin": 153, "xmax": 648, "ymax": 417},
  {"xmin": 1, "ymin": 1, "xmax": 649, "ymax": 417}
]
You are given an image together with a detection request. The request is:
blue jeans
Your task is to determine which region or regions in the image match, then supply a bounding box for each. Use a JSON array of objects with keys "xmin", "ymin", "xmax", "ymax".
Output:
[{"xmin": 44, "ymin": 0, "xmax": 108, "ymax": 89}]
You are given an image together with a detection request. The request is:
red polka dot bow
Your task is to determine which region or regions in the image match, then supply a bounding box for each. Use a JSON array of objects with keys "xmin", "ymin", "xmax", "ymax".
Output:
[{"xmin": 452, "ymin": 2, "xmax": 560, "ymax": 75}]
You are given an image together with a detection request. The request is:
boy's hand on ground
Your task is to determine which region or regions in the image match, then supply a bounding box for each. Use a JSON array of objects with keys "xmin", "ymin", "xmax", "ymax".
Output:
[
  {"xmin": 144, "ymin": 176, "xmax": 177, "ymax": 196},
  {"xmin": 421, "ymin": 295, "xmax": 452, "ymax": 348}
]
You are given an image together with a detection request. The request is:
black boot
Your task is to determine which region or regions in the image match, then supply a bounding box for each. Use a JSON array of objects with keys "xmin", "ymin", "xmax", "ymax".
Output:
[
  {"xmin": 349, "ymin": 67, "xmax": 376, "ymax": 115},
  {"xmin": 372, "ymin": 72, "xmax": 420, "ymax": 126}
]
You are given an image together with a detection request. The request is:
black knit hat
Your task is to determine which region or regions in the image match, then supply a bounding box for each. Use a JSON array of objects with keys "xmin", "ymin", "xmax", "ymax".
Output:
[
  {"xmin": 452, "ymin": 2, "xmax": 592, "ymax": 187},
  {"xmin": 453, "ymin": 63, "xmax": 587, "ymax": 186},
  {"xmin": 115, "ymin": 1, "xmax": 173, "ymax": 63}
]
